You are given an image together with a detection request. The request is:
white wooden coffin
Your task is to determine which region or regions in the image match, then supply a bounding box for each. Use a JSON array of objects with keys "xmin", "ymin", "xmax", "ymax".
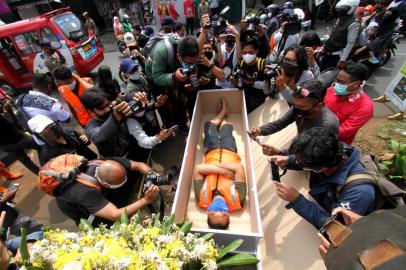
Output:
[{"xmin": 171, "ymin": 89, "xmax": 263, "ymax": 255}]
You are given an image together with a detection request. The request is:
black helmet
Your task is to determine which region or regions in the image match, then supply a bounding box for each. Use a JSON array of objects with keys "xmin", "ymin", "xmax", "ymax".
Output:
[
  {"xmin": 267, "ymin": 4, "xmax": 281, "ymax": 16},
  {"xmin": 282, "ymin": 1, "xmax": 294, "ymax": 10}
]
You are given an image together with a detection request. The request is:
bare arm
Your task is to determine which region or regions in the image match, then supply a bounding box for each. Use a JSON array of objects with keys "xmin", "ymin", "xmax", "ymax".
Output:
[
  {"xmin": 194, "ymin": 164, "xmax": 234, "ymax": 179},
  {"xmin": 95, "ymin": 198, "xmax": 150, "ymax": 221},
  {"xmin": 215, "ymin": 163, "xmax": 246, "ymax": 182},
  {"xmin": 130, "ymin": 160, "xmax": 152, "ymax": 174},
  {"xmin": 72, "ymin": 73, "xmax": 94, "ymax": 90}
]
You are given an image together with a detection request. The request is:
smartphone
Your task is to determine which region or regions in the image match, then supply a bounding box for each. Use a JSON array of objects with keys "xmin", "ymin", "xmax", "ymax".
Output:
[
  {"xmin": 270, "ymin": 161, "xmax": 280, "ymax": 182},
  {"xmin": 319, "ymin": 213, "xmax": 345, "ymax": 242},
  {"xmin": 8, "ymin": 183, "xmax": 20, "ymax": 193},
  {"xmin": 247, "ymin": 131, "xmax": 262, "ymax": 146},
  {"xmin": 168, "ymin": 125, "xmax": 179, "ymax": 132}
]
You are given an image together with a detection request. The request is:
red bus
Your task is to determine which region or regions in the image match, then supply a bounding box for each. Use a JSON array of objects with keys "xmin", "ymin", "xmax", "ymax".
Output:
[{"xmin": 0, "ymin": 8, "xmax": 104, "ymax": 93}]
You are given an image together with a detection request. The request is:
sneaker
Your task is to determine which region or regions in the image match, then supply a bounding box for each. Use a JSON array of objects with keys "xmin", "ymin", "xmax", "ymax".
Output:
[{"xmin": 368, "ymin": 56, "xmax": 380, "ymax": 64}]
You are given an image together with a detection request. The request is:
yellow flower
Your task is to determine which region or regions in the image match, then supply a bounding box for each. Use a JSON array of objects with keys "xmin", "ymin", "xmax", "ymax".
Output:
[{"xmin": 54, "ymin": 250, "xmax": 81, "ymax": 270}]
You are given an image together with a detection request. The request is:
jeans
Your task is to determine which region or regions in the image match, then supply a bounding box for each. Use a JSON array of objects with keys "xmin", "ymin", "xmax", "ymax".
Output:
[
  {"xmin": 6, "ymin": 231, "xmax": 43, "ymax": 254},
  {"xmin": 204, "ymin": 122, "xmax": 237, "ymax": 153},
  {"xmin": 186, "ymin": 17, "xmax": 194, "ymax": 36}
]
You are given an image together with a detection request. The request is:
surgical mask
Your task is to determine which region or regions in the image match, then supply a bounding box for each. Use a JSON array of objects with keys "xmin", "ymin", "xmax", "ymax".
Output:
[
  {"xmin": 204, "ymin": 51, "xmax": 214, "ymax": 59},
  {"xmin": 65, "ymin": 80, "xmax": 77, "ymax": 90},
  {"xmin": 130, "ymin": 71, "xmax": 141, "ymax": 80},
  {"xmin": 334, "ymin": 83, "xmax": 349, "ymax": 96},
  {"xmin": 95, "ymin": 167, "xmax": 128, "ymax": 189},
  {"xmin": 208, "ymin": 198, "xmax": 229, "ymax": 213},
  {"xmin": 281, "ymin": 61, "xmax": 299, "ymax": 77},
  {"xmin": 243, "ymin": 53, "xmax": 256, "ymax": 64}
]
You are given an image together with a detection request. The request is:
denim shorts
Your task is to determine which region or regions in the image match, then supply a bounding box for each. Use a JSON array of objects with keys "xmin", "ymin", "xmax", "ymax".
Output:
[{"xmin": 204, "ymin": 122, "xmax": 237, "ymax": 153}]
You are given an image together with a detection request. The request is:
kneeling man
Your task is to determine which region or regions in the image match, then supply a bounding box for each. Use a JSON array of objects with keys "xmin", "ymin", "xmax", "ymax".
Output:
[{"xmin": 193, "ymin": 98, "xmax": 247, "ymax": 230}]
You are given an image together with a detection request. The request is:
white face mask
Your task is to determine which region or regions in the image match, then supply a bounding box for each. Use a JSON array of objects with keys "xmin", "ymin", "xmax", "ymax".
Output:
[
  {"xmin": 65, "ymin": 80, "xmax": 77, "ymax": 90},
  {"xmin": 130, "ymin": 71, "xmax": 141, "ymax": 80},
  {"xmin": 243, "ymin": 53, "xmax": 256, "ymax": 64}
]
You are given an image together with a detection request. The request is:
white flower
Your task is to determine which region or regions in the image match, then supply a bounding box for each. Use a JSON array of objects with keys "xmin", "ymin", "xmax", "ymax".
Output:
[
  {"xmin": 203, "ymin": 259, "xmax": 218, "ymax": 270},
  {"xmin": 61, "ymin": 261, "xmax": 83, "ymax": 270}
]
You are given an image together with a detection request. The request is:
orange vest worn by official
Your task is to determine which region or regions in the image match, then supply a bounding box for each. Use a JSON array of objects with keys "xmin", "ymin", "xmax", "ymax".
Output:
[
  {"xmin": 58, "ymin": 78, "xmax": 92, "ymax": 127},
  {"xmin": 198, "ymin": 149, "xmax": 243, "ymax": 213}
]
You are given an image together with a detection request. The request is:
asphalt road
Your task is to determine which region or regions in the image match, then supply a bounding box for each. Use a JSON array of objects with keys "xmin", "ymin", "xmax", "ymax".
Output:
[{"xmin": 7, "ymin": 30, "xmax": 406, "ymax": 232}]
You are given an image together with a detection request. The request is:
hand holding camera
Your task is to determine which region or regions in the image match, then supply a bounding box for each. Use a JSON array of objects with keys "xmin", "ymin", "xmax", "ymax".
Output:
[
  {"xmin": 275, "ymin": 69, "xmax": 288, "ymax": 88},
  {"xmin": 262, "ymin": 143, "xmax": 281, "ymax": 156},
  {"xmin": 133, "ymin": 91, "xmax": 148, "ymax": 107},
  {"xmin": 143, "ymin": 184, "xmax": 160, "ymax": 204},
  {"xmin": 174, "ymin": 68, "xmax": 188, "ymax": 82},
  {"xmin": 248, "ymin": 128, "xmax": 261, "ymax": 137},
  {"xmin": 157, "ymin": 128, "xmax": 175, "ymax": 142},
  {"xmin": 111, "ymin": 99, "xmax": 132, "ymax": 122},
  {"xmin": 155, "ymin": 95, "xmax": 168, "ymax": 108}
]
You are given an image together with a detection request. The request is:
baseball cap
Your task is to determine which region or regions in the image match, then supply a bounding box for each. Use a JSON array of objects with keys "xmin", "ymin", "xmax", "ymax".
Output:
[
  {"xmin": 28, "ymin": 114, "xmax": 54, "ymax": 133},
  {"xmin": 120, "ymin": 58, "xmax": 140, "ymax": 74},
  {"xmin": 123, "ymin": 32, "xmax": 137, "ymax": 47},
  {"xmin": 162, "ymin": 16, "xmax": 174, "ymax": 27}
]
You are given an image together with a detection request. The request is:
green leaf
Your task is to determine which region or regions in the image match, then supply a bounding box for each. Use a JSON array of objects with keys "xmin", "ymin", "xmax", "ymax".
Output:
[
  {"xmin": 120, "ymin": 210, "xmax": 129, "ymax": 225},
  {"xmin": 391, "ymin": 140, "xmax": 400, "ymax": 150},
  {"xmin": 218, "ymin": 239, "xmax": 244, "ymax": 260},
  {"xmin": 79, "ymin": 218, "xmax": 94, "ymax": 231},
  {"xmin": 134, "ymin": 211, "xmax": 141, "ymax": 224},
  {"xmin": 20, "ymin": 227, "xmax": 30, "ymax": 265},
  {"xmin": 395, "ymin": 154, "xmax": 404, "ymax": 172},
  {"xmin": 403, "ymin": 157, "xmax": 406, "ymax": 176},
  {"xmin": 200, "ymin": 232, "xmax": 215, "ymax": 241},
  {"xmin": 161, "ymin": 214, "xmax": 175, "ymax": 233},
  {"xmin": 217, "ymin": 252, "xmax": 260, "ymax": 267},
  {"xmin": 153, "ymin": 213, "xmax": 161, "ymax": 226},
  {"xmin": 179, "ymin": 222, "xmax": 193, "ymax": 235}
]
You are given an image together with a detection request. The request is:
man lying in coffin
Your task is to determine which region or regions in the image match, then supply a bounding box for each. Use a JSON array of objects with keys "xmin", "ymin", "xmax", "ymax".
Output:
[{"xmin": 193, "ymin": 98, "xmax": 247, "ymax": 230}]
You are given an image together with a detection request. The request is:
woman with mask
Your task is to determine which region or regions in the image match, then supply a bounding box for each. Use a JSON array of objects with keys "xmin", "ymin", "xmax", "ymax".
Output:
[
  {"xmin": 230, "ymin": 38, "xmax": 266, "ymax": 113},
  {"xmin": 96, "ymin": 66, "xmax": 121, "ymax": 101},
  {"xmin": 275, "ymin": 44, "xmax": 315, "ymax": 104}
]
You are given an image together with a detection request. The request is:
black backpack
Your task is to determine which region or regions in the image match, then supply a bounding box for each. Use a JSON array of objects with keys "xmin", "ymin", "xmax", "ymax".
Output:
[{"xmin": 337, "ymin": 154, "xmax": 406, "ymax": 210}]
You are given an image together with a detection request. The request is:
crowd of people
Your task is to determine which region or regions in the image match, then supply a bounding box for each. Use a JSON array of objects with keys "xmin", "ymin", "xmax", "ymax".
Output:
[{"xmin": 0, "ymin": 0, "xmax": 405, "ymax": 268}]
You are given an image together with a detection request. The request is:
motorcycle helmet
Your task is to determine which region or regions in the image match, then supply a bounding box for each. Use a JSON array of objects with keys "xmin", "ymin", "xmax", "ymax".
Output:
[
  {"xmin": 294, "ymin": 8, "xmax": 305, "ymax": 21},
  {"xmin": 282, "ymin": 1, "xmax": 294, "ymax": 10},
  {"xmin": 260, "ymin": 14, "xmax": 269, "ymax": 24},
  {"xmin": 335, "ymin": 0, "xmax": 360, "ymax": 16},
  {"xmin": 267, "ymin": 4, "xmax": 281, "ymax": 17}
]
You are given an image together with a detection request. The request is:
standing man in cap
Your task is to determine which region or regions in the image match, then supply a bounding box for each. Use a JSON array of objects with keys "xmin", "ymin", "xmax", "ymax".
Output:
[{"xmin": 184, "ymin": 0, "xmax": 196, "ymax": 36}]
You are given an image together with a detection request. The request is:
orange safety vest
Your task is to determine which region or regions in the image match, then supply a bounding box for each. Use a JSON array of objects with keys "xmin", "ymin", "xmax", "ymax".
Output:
[
  {"xmin": 58, "ymin": 78, "xmax": 92, "ymax": 127},
  {"xmin": 198, "ymin": 149, "xmax": 243, "ymax": 213}
]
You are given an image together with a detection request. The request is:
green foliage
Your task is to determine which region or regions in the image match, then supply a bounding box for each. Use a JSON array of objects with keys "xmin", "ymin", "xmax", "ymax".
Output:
[
  {"xmin": 218, "ymin": 239, "xmax": 243, "ymax": 260},
  {"xmin": 378, "ymin": 139, "xmax": 406, "ymax": 190},
  {"xmin": 218, "ymin": 252, "xmax": 260, "ymax": 267},
  {"xmin": 120, "ymin": 210, "xmax": 129, "ymax": 225},
  {"xmin": 20, "ymin": 227, "xmax": 30, "ymax": 264}
]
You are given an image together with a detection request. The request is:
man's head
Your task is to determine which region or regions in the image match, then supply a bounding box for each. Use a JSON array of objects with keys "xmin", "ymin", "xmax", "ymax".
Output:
[
  {"xmin": 39, "ymin": 41, "xmax": 55, "ymax": 56},
  {"xmin": 292, "ymin": 79, "xmax": 326, "ymax": 118},
  {"xmin": 290, "ymin": 127, "xmax": 344, "ymax": 174},
  {"xmin": 207, "ymin": 196, "xmax": 230, "ymax": 230},
  {"xmin": 80, "ymin": 88, "xmax": 111, "ymax": 120},
  {"xmin": 174, "ymin": 22, "xmax": 186, "ymax": 38},
  {"xmin": 124, "ymin": 32, "xmax": 137, "ymax": 48},
  {"xmin": 133, "ymin": 24, "xmax": 142, "ymax": 37},
  {"xmin": 242, "ymin": 38, "xmax": 260, "ymax": 64},
  {"xmin": 32, "ymin": 73, "xmax": 52, "ymax": 95},
  {"xmin": 334, "ymin": 61, "xmax": 368, "ymax": 96},
  {"xmin": 282, "ymin": 44, "xmax": 309, "ymax": 78},
  {"xmin": 53, "ymin": 65, "xmax": 74, "ymax": 88},
  {"xmin": 202, "ymin": 40, "xmax": 214, "ymax": 60},
  {"xmin": 161, "ymin": 16, "xmax": 174, "ymax": 33},
  {"xmin": 96, "ymin": 160, "xmax": 127, "ymax": 189},
  {"xmin": 120, "ymin": 58, "xmax": 141, "ymax": 80},
  {"xmin": 27, "ymin": 115, "xmax": 66, "ymax": 146},
  {"xmin": 375, "ymin": 0, "xmax": 390, "ymax": 14},
  {"xmin": 177, "ymin": 36, "xmax": 200, "ymax": 65}
]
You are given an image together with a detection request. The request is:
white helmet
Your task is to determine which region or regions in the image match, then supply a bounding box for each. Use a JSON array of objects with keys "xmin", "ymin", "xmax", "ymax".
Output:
[
  {"xmin": 293, "ymin": 8, "xmax": 305, "ymax": 20},
  {"xmin": 335, "ymin": 0, "xmax": 360, "ymax": 15}
]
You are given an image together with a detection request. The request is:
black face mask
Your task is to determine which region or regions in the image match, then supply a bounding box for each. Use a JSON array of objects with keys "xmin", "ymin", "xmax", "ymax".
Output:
[
  {"xmin": 292, "ymin": 107, "xmax": 310, "ymax": 117},
  {"xmin": 281, "ymin": 61, "xmax": 299, "ymax": 77},
  {"xmin": 225, "ymin": 40, "xmax": 235, "ymax": 47},
  {"xmin": 204, "ymin": 51, "xmax": 214, "ymax": 59}
]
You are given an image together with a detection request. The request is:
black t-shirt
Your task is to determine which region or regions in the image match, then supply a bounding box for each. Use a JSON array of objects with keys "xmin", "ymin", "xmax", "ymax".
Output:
[
  {"xmin": 197, "ymin": 59, "xmax": 220, "ymax": 90},
  {"xmin": 55, "ymin": 157, "xmax": 131, "ymax": 225},
  {"xmin": 237, "ymin": 58, "xmax": 265, "ymax": 88}
]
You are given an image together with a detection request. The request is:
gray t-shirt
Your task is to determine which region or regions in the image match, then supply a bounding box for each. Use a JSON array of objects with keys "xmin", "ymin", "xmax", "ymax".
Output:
[{"xmin": 260, "ymin": 106, "xmax": 339, "ymax": 136}]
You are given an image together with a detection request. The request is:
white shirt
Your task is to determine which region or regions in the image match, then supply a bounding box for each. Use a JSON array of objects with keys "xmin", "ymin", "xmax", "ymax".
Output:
[
  {"xmin": 216, "ymin": 43, "xmax": 238, "ymax": 88},
  {"xmin": 126, "ymin": 118, "xmax": 159, "ymax": 149},
  {"xmin": 23, "ymin": 91, "xmax": 70, "ymax": 123}
]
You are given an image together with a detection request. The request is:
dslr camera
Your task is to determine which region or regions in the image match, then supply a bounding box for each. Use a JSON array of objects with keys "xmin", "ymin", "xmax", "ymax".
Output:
[
  {"xmin": 144, "ymin": 171, "xmax": 171, "ymax": 189},
  {"xmin": 263, "ymin": 63, "xmax": 281, "ymax": 80},
  {"xmin": 180, "ymin": 65, "xmax": 200, "ymax": 89},
  {"xmin": 204, "ymin": 6, "xmax": 230, "ymax": 35},
  {"xmin": 232, "ymin": 67, "xmax": 244, "ymax": 89},
  {"xmin": 246, "ymin": 15, "xmax": 260, "ymax": 36},
  {"xmin": 115, "ymin": 94, "xmax": 145, "ymax": 116}
]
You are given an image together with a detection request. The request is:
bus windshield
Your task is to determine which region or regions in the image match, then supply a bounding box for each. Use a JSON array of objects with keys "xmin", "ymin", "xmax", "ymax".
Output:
[{"xmin": 53, "ymin": 13, "xmax": 88, "ymax": 42}]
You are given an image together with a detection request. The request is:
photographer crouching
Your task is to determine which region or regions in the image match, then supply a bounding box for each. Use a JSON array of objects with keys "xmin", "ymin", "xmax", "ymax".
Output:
[{"xmin": 229, "ymin": 38, "xmax": 267, "ymax": 113}]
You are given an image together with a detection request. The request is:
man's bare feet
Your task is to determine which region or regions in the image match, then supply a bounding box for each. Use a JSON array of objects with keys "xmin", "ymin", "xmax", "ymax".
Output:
[{"xmin": 220, "ymin": 98, "xmax": 229, "ymax": 117}]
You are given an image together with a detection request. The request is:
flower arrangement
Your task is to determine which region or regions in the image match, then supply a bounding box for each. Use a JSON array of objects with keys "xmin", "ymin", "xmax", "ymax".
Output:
[{"xmin": 19, "ymin": 213, "xmax": 259, "ymax": 270}]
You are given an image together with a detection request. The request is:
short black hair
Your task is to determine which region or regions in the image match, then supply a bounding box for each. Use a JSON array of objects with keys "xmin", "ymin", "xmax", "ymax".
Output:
[
  {"xmin": 137, "ymin": 34, "xmax": 149, "ymax": 48},
  {"xmin": 207, "ymin": 216, "xmax": 230, "ymax": 230},
  {"xmin": 299, "ymin": 32, "xmax": 322, "ymax": 48},
  {"xmin": 289, "ymin": 127, "xmax": 344, "ymax": 168},
  {"xmin": 293, "ymin": 79, "xmax": 326, "ymax": 103},
  {"xmin": 283, "ymin": 44, "xmax": 309, "ymax": 72},
  {"xmin": 242, "ymin": 38, "xmax": 260, "ymax": 51},
  {"xmin": 133, "ymin": 24, "xmax": 142, "ymax": 32},
  {"xmin": 80, "ymin": 88, "xmax": 108, "ymax": 110},
  {"xmin": 174, "ymin": 22, "xmax": 185, "ymax": 32},
  {"xmin": 178, "ymin": 36, "xmax": 200, "ymax": 57},
  {"xmin": 52, "ymin": 65, "xmax": 72, "ymax": 81},
  {"xmin": 32, "ymin": 73, "xmax": 51, "ymax": 92},
  {"xmin": 343, "ymin": 61, "xmax": 369, "ymax": 82}
]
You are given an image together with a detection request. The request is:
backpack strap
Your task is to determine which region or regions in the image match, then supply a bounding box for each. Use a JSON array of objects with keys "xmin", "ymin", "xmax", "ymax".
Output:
[
  {"xmin": 164, "ymin": 37, "xmax": 174, "ymax": 68},
  {"xmin": 76, "ymin": 173, "xmax": 101, "ymax": 190},
  {"xmin": 336, "ymin": 173, "xmax": 375, "ymax": 196},
  {"xmin": 257, "ymin": 58, "xmax": 265, "ymax": 72}
]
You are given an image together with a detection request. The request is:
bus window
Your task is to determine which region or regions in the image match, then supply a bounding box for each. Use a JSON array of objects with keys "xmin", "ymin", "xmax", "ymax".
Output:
[
  {"xmin": 40, "ymin": 27, "xmax": 61, "ymax": 49},
  {"xmin": 53, "ymin": 13, "xmax": 87, "ymax": 42},
  {"xmin": 13, "ymin": 31, "xmax": 41, "ymax": 56}
]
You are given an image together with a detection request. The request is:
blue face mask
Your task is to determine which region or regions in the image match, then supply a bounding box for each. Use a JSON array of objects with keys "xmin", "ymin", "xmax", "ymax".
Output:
[
  {"xmin": 208, "ymin": 198, "xmax": 229, "ymax": 213},
  {"xmin": 334, "ymin": 82, "xmax": 349, "ymax": 96}
]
